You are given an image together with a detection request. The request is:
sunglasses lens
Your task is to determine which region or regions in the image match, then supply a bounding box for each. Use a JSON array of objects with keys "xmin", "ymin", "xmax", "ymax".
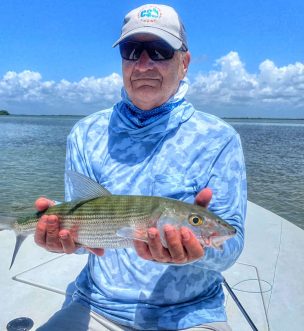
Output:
[
  {"xmin": 119, "ymin": 41, "xmax": 175, "ymax": 61},
  {"xmin": 147, "ymin": 41, "xmax": 175, "ymax": 61},
  {"xmin": 119, "ymin": 42, "xmax": 143, "ymax": 61}
]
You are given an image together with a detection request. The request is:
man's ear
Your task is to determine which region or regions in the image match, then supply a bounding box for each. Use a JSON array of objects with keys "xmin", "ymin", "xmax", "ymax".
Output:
[{"xmin": 180, "ymin": 51, "xmax": 191, "ymax": 79}]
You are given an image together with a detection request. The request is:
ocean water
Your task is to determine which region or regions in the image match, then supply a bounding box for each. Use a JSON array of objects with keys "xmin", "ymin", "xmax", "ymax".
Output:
[
  {"xmin": 0, "ymin": 115, "xmax": 303, "ymax": 229},
  {"xmin": 228, "ymin": 119, "xmax": 304, "ymax": 229}
]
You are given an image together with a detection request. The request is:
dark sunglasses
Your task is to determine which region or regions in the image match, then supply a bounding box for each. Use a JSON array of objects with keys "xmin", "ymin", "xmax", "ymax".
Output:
[{"xmin": 119, "ymin": 40, "xmax": 176, "ymax": 61}]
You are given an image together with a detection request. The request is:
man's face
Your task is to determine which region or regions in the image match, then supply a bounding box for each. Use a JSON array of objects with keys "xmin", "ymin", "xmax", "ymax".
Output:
[{"xmin": 121, "ymin": 35, "xmax": 190, "ymax": 110}]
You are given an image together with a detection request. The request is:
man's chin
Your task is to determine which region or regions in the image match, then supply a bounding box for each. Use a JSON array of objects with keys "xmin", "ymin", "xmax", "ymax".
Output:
[
  {"xmin": 135, "ymin": 85, "xmax": 158, "ymax": 91},
  {"xmin": 130, "ymin": 92, "xmax": 165, "ymax": 110},
  {"xmin": 131, "ymin": 79, "xmax": 161, "ymax": 89},
  {"xmin": 131, "ymin": 86, "xmax": 161, "ymax": 98}
]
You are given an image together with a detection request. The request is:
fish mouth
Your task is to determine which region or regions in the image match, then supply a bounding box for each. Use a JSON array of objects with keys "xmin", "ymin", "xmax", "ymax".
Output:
[{"xmin": 200, "ymin": 232, "xmax": 236, "ymax": 249}]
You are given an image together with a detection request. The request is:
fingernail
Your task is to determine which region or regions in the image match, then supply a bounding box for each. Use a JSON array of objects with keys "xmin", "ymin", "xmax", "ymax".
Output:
[
  {"xmin": 181, "ymin": 228, "xmax": 190, "ymax": 241},
  {"xmin": 148, "ymin": 230, "xmax": 156, "ymax": 239},
  {"xmin": 40, "ymin": 215, "xmax": 48, "ymax": 223},
  {"xmin": 164, "ymin": 226, "xmax": 175, "ymax": 238},
  {"xmin": 59, "ymin": 234, "xmax": 68, "ymax": 240},
  {"xmin": 47, "ymin": 219, "xmax": 56, "ymax": 225}
]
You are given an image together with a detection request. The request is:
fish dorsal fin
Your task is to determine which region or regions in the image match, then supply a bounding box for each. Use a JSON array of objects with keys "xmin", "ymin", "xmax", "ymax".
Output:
[
  {"xmin": 66, "ymin": 170, "xmax": 112, "ymax": 200},
  {"xmin": 10, "ymin": 234, "xmax": 26, "ymax": 269}
]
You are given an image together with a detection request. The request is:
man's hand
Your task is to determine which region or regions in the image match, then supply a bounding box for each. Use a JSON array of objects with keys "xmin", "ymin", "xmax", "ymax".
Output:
[
  {"xmin": 134, "ymin": 188, "xmax": 213, "ymax": 264},
  {"xmin": 34, "ymin": 197, "xmax": 104, "ymax": 256}
]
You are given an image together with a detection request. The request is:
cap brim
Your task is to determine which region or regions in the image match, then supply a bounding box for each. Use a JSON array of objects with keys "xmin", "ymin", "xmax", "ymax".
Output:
[{"xmin": 112, "ymin": 27, "xmax": 183, "ymax": 50}]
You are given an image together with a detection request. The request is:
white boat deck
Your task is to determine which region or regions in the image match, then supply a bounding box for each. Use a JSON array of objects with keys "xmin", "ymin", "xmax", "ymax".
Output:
[{"xmin": 0, "ymin": 201, "xmax": 303, "ymax": 330}]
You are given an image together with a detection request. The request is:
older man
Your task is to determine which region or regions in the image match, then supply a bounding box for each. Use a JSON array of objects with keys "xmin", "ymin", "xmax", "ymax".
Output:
[{"xmin": 36, "ymin": 4, "xmax": 246, "ymax": 331}]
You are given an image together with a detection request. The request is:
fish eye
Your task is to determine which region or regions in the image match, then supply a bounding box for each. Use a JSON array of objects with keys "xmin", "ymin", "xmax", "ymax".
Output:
[{"xmin": 188, "ymin": 214, "xmax": 204, "ymax": 226}]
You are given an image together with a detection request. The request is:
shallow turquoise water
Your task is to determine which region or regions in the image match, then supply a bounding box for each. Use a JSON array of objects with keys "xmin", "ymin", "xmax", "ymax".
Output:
[{"xmin": 0, "ymin": 115, "xmax": 303, "ymax": 229}]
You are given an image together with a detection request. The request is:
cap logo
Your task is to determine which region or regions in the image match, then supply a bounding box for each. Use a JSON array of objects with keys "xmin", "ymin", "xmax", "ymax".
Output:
[{"xmin": 138, "ymin": 6, "xmax": 162, "ymax": 23}]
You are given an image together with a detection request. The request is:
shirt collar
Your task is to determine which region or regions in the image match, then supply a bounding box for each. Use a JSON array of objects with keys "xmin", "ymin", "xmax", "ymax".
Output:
[{"xmin": 110, "ymin": 80, "xmax": 194, "ymax": 138}]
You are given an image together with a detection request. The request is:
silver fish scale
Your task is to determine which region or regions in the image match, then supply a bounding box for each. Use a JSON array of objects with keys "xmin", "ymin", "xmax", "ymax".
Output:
[
  {"xmin": 14, "ymin": 217, "xmax": 38, "ymax": 234},
  {"xmin": 60, "ymin": 212, "xmax": 152, "ymax": 248}
]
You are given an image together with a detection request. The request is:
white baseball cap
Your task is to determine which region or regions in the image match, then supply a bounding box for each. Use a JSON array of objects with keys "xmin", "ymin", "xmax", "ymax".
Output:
[{"xmin": 113, "ymin": 4, "xmax": 188, "ymax": 50}]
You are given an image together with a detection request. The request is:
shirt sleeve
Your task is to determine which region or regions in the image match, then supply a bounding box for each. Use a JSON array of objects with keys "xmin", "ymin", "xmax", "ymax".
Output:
[{"xmin": 195, "ymin": 133, "xmax": 247, "ymax": 272}]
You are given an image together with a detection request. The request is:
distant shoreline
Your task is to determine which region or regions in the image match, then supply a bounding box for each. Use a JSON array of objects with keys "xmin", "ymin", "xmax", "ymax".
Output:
[
  {"xmin": 224, "ymin": 117, "xmax": 304, "ymax": 120},
  {"xmin": 0, "ymin": 114, "xmax": 85, "ymax": 117},
  {"xmin": 2, "ymin": 114, "xmax": 304, "ymax": 121}
]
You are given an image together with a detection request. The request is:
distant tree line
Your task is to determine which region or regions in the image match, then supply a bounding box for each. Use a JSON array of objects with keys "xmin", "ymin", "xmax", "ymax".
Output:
[{"xmin": 0, "ymin": 110, "xmax": 10, "ymax": 115}]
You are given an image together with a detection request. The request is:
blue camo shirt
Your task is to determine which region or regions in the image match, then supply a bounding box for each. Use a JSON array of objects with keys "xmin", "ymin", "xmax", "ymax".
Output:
[{"xmin": 65, "ymin": 81, "xmax": 247, "ymax": 330}]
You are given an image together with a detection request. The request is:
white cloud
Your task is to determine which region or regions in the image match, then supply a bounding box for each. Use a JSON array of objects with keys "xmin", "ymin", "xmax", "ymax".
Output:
[
  {"xmin": 1, "ymin": 52, "xmax": 304, "ymax": 117},
  {"xmin": 257, "ymin": 60, "xmax": 304, "ymax": 104},
  {"xmin": 187, "ymin": 52, "xmax": 304, "ymax": 116},
  {"xmin": 55, "ymin": 75, "xmax": 122, "ymax": 104},
  {"xmin": 0, "ymin": 71, "xmax": 123, "ymax": 114}
]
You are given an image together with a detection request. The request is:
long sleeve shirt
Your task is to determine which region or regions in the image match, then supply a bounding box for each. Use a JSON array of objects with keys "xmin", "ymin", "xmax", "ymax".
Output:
[{"xmin": 64, "ymin": 81, "xmax": 247, "ymax": 330}]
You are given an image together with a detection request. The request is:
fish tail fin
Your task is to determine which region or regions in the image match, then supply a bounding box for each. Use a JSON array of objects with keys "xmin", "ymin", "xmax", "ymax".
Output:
[
  {"xmin": 0, "ymin": 215, "xmax": 29, "ymax": 269},
  {"xmin": 9, "ymin": 234, "xmax": 26, "ymax": 269},
  {"xmin": 0, "ymin": 215, "xmax": 27, "ymax": 269},
  {"xmin": 0, "ymin": 215, "xmax": 16, "ymax": 231}
]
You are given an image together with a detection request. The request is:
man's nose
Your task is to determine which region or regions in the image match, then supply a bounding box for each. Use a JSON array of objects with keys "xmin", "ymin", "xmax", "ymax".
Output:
[{"xmin": 134, "ymin": 50, "xmax": 155, "ymax": 70}]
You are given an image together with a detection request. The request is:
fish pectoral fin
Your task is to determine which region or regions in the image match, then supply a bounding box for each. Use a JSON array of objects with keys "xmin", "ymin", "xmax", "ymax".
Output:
[{"xmin": 116, "ymin": 227, "xmax": 147, "ymax": 242}]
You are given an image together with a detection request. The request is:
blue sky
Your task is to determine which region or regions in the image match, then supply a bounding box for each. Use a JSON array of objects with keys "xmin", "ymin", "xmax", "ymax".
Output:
[{"xmin": 1, "ymin": 0, "xmax": 304, "ymax": 117}]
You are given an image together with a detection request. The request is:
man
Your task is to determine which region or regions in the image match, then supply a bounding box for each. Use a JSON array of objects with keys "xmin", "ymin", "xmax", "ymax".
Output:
[{"xmin": 35, "ymin": 4, "xmax": 247, "ymax": 331}]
